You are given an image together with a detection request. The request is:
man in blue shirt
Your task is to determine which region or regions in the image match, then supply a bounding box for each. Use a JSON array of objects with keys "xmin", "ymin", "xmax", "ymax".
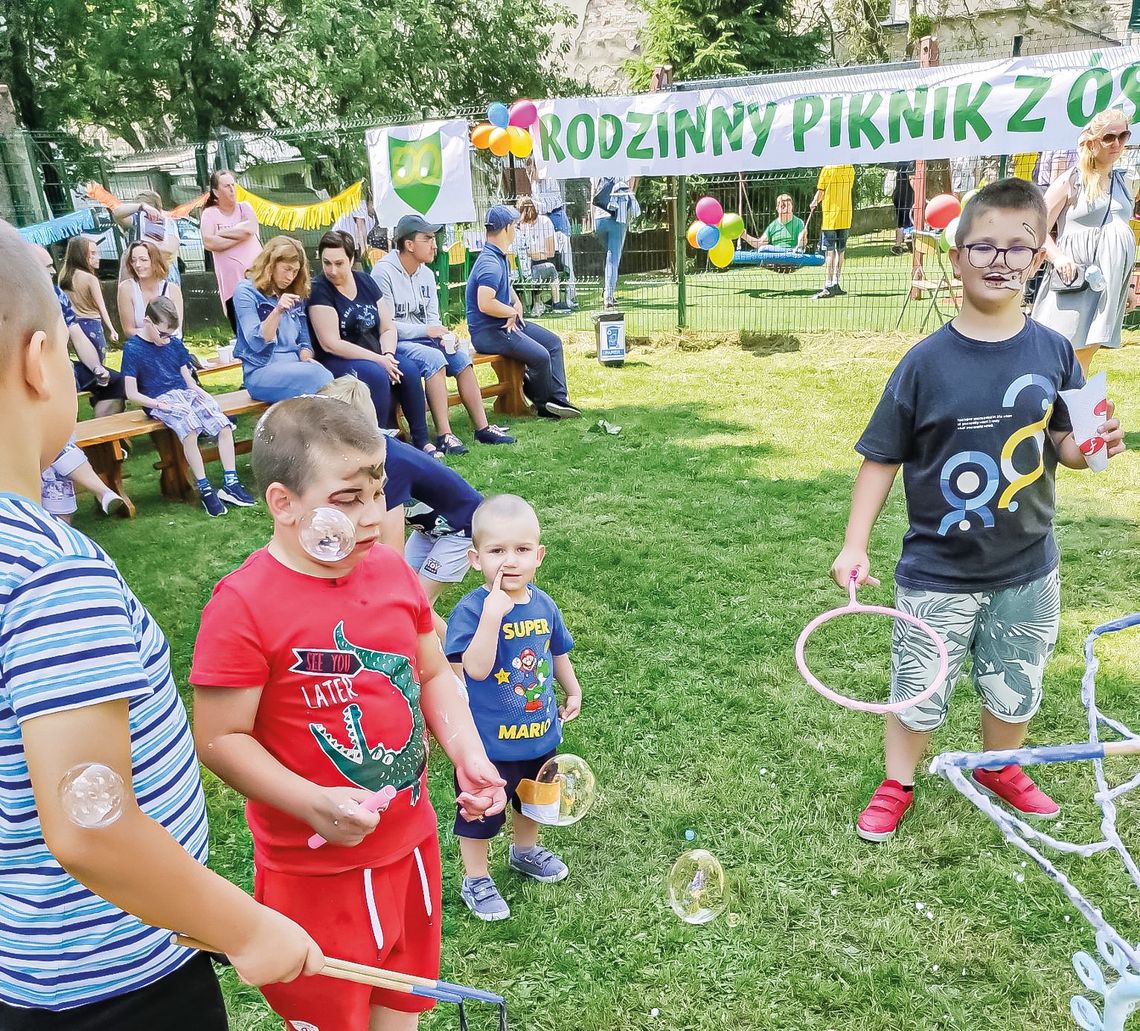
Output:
[{"xmin": 465, "ymin": 205, "xmax": 581, "ymax": 419}]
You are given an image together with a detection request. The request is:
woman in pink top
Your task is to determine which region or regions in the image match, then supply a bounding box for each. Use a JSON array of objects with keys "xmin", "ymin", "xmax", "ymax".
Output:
[{"xmin": 200, "ymin": 169, "xmax": 263, "ymax": 328}]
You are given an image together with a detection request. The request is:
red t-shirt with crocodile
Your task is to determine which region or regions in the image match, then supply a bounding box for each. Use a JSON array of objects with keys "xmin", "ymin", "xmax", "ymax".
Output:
[{"xmin": 190, "ymin": 546, "xmax": 436, "ymax": 875}]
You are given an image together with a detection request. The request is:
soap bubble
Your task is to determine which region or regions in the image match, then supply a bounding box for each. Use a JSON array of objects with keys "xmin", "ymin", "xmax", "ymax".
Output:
[
  {"xmin": 299, "ymin": 507, "xmax": 355, "ymax": 562},
  {"xmin": 58, "ymin": 763, "xmax": 125, "ymax": 828},
  {"xmin": 668, "ymin": 849, "xmax": 726, "ymax": 925},
  {"xmin": 684, "ymin": 829, "xmax": 696, "ymax": 841},
  {"xmin": 523, "ymin": 754, "xmax": 596, "ymax": 826}
]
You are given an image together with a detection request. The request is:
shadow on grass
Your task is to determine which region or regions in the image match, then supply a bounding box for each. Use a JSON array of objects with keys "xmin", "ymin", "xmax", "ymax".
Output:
[{"xmin": 740, "ymin": 332, "xmax": 802, "ymax": 357}]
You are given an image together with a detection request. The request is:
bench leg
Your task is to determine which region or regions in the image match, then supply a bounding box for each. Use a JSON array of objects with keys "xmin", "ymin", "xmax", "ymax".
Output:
[
  {"xmin": 151, "ymin": 430, "xmax": 195, "ymax": 503},
  {"xmin": 84, "ymin": 441, "xmax": 135, "ymax": 517},
  {"xmin": 492, "ymin": 358, "xmax": 528, "ymax": 417}
]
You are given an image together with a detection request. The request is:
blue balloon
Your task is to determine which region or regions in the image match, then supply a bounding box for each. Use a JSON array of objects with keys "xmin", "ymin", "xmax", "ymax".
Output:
[
  {"xmin": 696, "ymin": 224, "xmax": 720, "ymax": 250},
  {"xmin": 487, "ymin": 102, "xmax": 510, "ymax": 129}
]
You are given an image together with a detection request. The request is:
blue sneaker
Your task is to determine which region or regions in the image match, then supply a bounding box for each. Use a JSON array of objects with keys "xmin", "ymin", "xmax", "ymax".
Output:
[
  {"xmin": 460, "ymin": 876, "xmax": 510, "ymax": 921},
  {"xmin": 199, "ymin": 485, "xmax": 227, "ymax": 518},
  {"xmin": 508, "ymin": 845, "xmax": 568, "ymax": 883},
  {"xmin": 218, "ymin": 480, "xmax": 256, "ymax": 507}
]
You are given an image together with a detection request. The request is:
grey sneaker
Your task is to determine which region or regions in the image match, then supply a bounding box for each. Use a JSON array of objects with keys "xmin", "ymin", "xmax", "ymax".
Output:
[
  {"xmin": 508, "ymin": 845, "xmax": 569, "ymax": 883},
  {"xmin": 460, "ymin": 876, "xmax": 510, "ymax": 921}
]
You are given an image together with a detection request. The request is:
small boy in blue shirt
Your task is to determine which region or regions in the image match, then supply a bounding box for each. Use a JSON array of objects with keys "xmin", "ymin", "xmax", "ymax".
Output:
[
  {"xmin": 121, "ymin": 296, "xmax": 255, "ymax": 516},
  {"xmin": 446, "ymin": 494, "xmax": 583, "ymax": 920}
]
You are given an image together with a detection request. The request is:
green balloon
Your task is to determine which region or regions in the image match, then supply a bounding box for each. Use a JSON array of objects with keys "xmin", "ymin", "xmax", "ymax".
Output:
[{"xmin": 720, "ymin": 212, "xmax": 745, "ymax": 240}]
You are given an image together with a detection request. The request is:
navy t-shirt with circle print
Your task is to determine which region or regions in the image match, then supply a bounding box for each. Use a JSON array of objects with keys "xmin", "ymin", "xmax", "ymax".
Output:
[
  {"xmin": 856, "ymin": 317, "xmax": 1083, "ymax": 594},
  {"xmin": 445, "ymin": 585, "xmax": 573, "ymax": 761},
  {"xmin": 307, "ymin": 272, "xmax": 384, "ymax": 357}
]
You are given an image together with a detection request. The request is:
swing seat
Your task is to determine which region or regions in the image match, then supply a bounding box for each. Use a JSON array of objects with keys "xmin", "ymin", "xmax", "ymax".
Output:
[{"xmin": 730, "ymin": 246, "xmax": 824, "ymax": 269}]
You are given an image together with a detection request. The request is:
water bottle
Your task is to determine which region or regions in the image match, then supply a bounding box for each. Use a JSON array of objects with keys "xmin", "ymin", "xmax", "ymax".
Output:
[{"xmin": 1085, "ymin": 264, "xmax": 1106, "ymax": 293}]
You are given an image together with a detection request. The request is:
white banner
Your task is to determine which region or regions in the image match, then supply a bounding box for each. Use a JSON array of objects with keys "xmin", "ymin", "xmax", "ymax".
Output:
[
  {"xmin": 368, "ymin": 119, "xmax": 476, "ymax": 225},
  {"xmin": 531, "ymin": 47, "xmax": 1140, "ymax": 178}
]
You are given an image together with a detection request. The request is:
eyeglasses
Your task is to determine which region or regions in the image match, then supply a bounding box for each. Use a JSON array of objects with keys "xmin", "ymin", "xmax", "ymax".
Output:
[
  {"xmin": 1099, "ymin": 129, "xmax": 1132, "ymax": 145},
  {"xmin": 146, "ymin": 319, "xmax": 175, "ymax": 340},
  {"xmin": 961, "ymin": 243, "xmax": 1040, "ymax": 271}
]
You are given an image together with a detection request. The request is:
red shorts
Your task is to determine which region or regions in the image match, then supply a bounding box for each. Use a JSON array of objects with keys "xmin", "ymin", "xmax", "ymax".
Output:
[{"xmin": 253, "ymin": 832, "xmax": 442, "ymax": 1029}]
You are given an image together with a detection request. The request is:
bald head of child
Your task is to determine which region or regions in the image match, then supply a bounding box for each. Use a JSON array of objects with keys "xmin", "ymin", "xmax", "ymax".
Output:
[
  {"xmin": 469, "ymin": 494, "xmax": 545, "ymax": 599},
  {"xmin": 0, "ymin": 226, "xmax": 78, "ymax": 482},
  {"xmin": 252, "ymin": 393, "xmax": 388, "ymax": 575}
]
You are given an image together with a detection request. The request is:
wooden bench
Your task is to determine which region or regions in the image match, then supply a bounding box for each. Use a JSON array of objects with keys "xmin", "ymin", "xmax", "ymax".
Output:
[{"xmin": 75, "ymin": 353, "xmax": 526, "ymax": 513}]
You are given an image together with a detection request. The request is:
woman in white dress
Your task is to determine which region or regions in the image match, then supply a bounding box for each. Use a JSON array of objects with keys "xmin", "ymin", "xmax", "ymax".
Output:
[{"xmin": 1033, "ymin": 107, "xmax": 1136, "ymax": 374}]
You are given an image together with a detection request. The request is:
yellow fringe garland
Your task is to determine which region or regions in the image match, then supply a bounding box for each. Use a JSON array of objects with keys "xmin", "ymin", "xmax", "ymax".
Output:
[{"xmin": 234, "ymin": 181, "xmax": 363, "ymax": 231}]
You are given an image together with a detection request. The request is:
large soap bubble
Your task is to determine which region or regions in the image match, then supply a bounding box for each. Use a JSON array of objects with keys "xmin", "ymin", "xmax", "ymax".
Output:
[
  {"xmin": 668, "ymin": 849, "xmax": 726, "ymax": 925},
  {"xmin": 58, "ymin": 763, "xmax": 125, "ymax": 829},
  {"xmin": 518, "ymin": 753, "xmax": 596, "ymax": 826},
  {"xmin": 299, "ymin": 507, "xmax": 356, "ymax": 562}
]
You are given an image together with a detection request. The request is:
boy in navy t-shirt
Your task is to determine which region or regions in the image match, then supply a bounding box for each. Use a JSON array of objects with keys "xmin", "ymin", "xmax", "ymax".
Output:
[
  {"xmin": 446, "ymin": 494, "xmax": 583, "ymax": 920},
  {"xmin": 831, "ymin": 179, "xmax": 1126, "ymax": 843}
]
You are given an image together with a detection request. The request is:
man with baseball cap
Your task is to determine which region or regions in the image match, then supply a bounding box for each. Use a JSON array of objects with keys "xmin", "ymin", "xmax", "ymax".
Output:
[
  {"xmin": 373, "ymin": 215, "xmax": 514, "ymax": 452},
  {"xmin": 464, "ymin": 204, "xmax": 580, "ymax": 419}
]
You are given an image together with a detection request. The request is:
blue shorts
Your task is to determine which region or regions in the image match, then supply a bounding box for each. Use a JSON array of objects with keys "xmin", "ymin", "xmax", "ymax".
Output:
[
  {"xmin": 821, "ymin": 228, "xmax": 849, "ymax": 252},
  {"xmin": 453, "ymin": 749, "xmax": 558, "ymax": 840},
  {"xmin": 398, "ymin": 338, "xmax": 471, "ymax": 378}
]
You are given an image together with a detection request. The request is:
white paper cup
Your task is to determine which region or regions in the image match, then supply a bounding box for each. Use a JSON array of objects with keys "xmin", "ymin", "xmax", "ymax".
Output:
[
  {"xmin": 1060, "ymin": 370, "xmax": 1109, "ymax": 474},
  {"xmin": 216, "ymin": 345, "xmax": 235, "ymax": 364},
  {"xmin": 442, "ymin": 332, "xmax": 458, "ymax": 354}
]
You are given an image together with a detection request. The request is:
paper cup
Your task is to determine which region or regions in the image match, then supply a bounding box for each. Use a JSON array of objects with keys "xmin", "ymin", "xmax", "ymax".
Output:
[
  {"xmin": 1060, "ymin": 370, "xmax": 1109, "ymax": 473},
  {"xmin": 442, "ymin": 332, "xmax": 458, "ymax": 354},
  {"xmin": 216, "ymin": 345, "xmax": 235, "ymax": 364}
]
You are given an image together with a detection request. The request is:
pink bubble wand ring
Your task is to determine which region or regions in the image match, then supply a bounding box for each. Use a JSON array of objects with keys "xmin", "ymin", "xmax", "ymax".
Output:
[{"xmin": 796, "ymin": 571, "xmax": 949, "ymax": 714}]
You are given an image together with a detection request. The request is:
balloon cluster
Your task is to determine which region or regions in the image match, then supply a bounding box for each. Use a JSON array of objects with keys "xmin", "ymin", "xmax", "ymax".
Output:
[
  {"xmin": 471, "ymin": 100, "xmax": 538, "ymax": 159},
  {"xmin": 686, "ymin": 196, "xmax": 745, "ymax": 268},
  {"xmin": 925, "ymin": 193, "xmax": 963, "ymax": 253}
]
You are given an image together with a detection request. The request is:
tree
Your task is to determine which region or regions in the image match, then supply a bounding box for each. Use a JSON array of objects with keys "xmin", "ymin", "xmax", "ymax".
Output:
[
  {"xmin": 0, "ymin": 0, "xmax": 575, "ymax": 209},
  {"xmin": 627, "ymin": 0, "xmax": 825, "ymax": 90}
]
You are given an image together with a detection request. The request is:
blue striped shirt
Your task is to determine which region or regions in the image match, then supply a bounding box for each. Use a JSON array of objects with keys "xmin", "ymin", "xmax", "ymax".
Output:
[{"xmin": 0, "ymin": 494, "xmax": 209, "ymax": 1010}]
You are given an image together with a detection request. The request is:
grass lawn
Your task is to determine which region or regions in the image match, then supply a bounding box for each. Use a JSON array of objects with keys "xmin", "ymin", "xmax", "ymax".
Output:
[{"xmin": 74, "ymin": 328, "xmax": 1140, "ymax": 1031}]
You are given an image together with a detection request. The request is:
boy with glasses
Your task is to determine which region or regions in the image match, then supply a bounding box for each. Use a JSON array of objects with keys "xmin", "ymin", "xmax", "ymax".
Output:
[
  {"xmin": 830, "ymin": 178, "xmax": 1126, "ymax": 842},
  {"xmin": 122, "ymin": 296, "xmax": 255, "ymax": 516}
]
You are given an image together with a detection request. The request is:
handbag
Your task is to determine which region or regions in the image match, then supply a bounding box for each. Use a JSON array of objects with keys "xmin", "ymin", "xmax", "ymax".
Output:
[
  {"xmin": 1049, "ymin": 169, "xmax": 1119, "ymax": 292},
  {"xmin": 591, "ymin": 178, "xmax": 616, "ymax": 214}
]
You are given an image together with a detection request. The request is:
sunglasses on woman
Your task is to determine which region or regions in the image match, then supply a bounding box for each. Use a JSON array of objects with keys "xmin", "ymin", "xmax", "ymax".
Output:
[{"xmin": 1099, "ymin": 129, "xmax": 1132, "ymax": 146}]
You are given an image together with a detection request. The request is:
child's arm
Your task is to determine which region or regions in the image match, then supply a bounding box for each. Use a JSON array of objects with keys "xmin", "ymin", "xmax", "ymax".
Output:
[
  {"xmin": 24, "ymin": 699, "xmax": 323, "ymax": 986},
  {"xmin": 418, "ymin": 633, "xmax": 507, "ymax": 821},
  {"xmin": 461, "ymin": 569, "xmax": 513, "ymax": 681},
  {"xmin": 193, "ymin": 685, "xmax": 383, "ymax": 848},
  {"xmin": 87, "ymin": 271, "xmax": 118, "ymax": 341},
  {"xmin": 181, "ymin": 363, "xmax": 210, "ymax": 396},
  {"xmin": 123, "ymin": 374, "xmax": 171, "ymax": 411},
  {"xmin": 831, "ymin": 458, "xmax": 900, "ymax": 587},
  {"xmin": 1050, "ymin": 398, "xmax": 1125, "ymax": 470},
  {"xmin": 554, "ymin": 652, "xmax": 582, "ymax": 721}
]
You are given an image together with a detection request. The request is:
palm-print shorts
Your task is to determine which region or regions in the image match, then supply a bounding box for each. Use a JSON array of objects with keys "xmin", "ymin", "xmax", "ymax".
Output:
[{"xmin": 890, "ymin": 568, "xmax": 1061, "ymax": 732}]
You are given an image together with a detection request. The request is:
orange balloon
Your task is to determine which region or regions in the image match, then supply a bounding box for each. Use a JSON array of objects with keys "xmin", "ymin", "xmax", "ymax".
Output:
[
  {"xmin": 686, "ymin": 220, "xmax": 702, "ymax": 249},
  {"xmin": 489, "ymin": 127, "xmax": 511, "ymax": 157},
  {"xmin": 471, "ymin": 123, "xmax": 494, "ymax": 149}
]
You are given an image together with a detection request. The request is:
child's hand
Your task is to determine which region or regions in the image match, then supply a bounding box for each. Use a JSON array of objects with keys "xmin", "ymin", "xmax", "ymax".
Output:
[
  {"xmin": 227, "ymin": 905, "xmax": 325, "ymax": 987},
  {"xmin": 560, "ymin": 691, "xmax": 582, "ymax": 722},
  {"xmin": 1101, "ymin": 399, "xmax": 1126, "ymax": 458},
  {"xmin": 482, "ymin": 569, "xmax": 516, "ymax": 621},
  {"xmin": 830, "ymin": 547, "xmax": 879, "ymax": 589},
  {"xmin": 153, "ymin": 399, "xmax": 173, "ymax": 412},
  {"xmin": 306, "ymin": 786, "xmax": 383, "ymax": 847},
  {"xmin": 455, "ymin": 756, "xmax": 507, "ymax": 822}
]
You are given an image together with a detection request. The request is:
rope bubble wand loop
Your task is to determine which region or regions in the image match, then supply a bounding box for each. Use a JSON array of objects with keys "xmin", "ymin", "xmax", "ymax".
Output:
[{"xmin": 796, "ymin": 570, "xmax": 950, "ymax": 714}]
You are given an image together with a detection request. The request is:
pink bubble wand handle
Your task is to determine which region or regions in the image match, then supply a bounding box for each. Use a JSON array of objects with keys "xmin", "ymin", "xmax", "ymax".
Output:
[
  {"xmin": 795, "ymin": 571, "xmax": 949, "ymax": 714},
  {"xmin": 307, "ymin": 785, "xmax": 398, "ymax": 849}
]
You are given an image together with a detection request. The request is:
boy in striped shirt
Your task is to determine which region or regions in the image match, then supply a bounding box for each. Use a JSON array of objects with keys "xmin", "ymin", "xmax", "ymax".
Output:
[{"xmin": 0, "ymin": 222, "xmax": 321, "ymax": 1028}]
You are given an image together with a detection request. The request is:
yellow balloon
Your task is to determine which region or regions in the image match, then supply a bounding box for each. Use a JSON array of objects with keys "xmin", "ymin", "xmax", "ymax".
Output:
[
  {"xmin": 686, "ymin": 221, "xmax": 703, "ymax": 249},
  {"xmin": 489, "ymin": 128, "xmax": 511, "ymax": 157},
  {"xmin": 508, "ymin": 126, "xmax": 533, "ymax": 159},
  {"xmin": 708, "ymin": 238, "xmax": 735, "ymax": 268}
]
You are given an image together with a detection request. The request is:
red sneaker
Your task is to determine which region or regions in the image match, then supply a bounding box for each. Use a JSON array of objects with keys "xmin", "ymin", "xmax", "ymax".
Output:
[
  {"xmin": 972, "ymin": 765, "xmax": 1060, "ymax": 819},
  {"xmin": 856, "ymin": 779, "xmax": 914, "ymax": 842}
]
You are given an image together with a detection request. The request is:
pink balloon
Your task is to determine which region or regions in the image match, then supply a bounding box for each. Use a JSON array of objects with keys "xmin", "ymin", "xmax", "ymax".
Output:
[
  {"xmin": 509, "ymin": 100, "xmax": 538, "ymax": 129},
  {"xmin": 925, "ymin": 194, "xmax": 962, "ymax": 231},
  {"xmin": 695, "ymin": 196, "xmax": 724, "ymax": 227}
]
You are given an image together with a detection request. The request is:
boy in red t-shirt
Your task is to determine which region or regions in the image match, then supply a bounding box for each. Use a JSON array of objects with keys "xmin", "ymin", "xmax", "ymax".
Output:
[{"xmin": 190, "ymin": 394, "xmax": 507, "ymax": 1031}]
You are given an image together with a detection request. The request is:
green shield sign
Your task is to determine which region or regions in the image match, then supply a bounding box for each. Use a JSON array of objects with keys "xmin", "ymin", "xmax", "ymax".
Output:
[{"xmin": 389, "ymin": 132, "xmax": 443, "ymax": 214}]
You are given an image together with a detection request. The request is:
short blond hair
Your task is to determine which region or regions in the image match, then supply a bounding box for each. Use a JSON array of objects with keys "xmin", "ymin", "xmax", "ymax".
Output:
[
  {"xmin": 471, "ymin": 494, "xmax": 540, "ymax": 548},
  {"xmin": 249, "ymin": 236, "xmax": 310, "ymax": 298},
  {"xmin": 318, "ymin": 376, "xmax": 378, "ymax": 429}
]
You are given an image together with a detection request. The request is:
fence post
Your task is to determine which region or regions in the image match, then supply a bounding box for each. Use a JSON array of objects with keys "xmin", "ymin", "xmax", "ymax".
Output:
[
  {"xmin": 674, "ymin": 175, "xmax": 687, "ymax": 329},
  {"xmin": 433, "ymin": 233, "xmax": 450, "ymax": 324},
  {"xmin": 910, "ymin": 35, "xmax": 939, "ymax": 299}
]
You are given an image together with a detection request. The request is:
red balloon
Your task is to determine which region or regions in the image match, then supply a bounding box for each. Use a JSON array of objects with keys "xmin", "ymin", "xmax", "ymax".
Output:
[{"xmin": 925, "ymin": 193, "xmax": 962, "ymax": 231}]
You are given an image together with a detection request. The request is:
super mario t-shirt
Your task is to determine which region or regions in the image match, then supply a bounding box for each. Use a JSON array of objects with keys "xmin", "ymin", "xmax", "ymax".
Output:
[
  {"xmin": 856, "ymin": 317, "xmax": 1083, "ymax": 594},
  {"xmin": 445, "ymin": 585, "xmax": 573, "ymax": 761},
  {"xmin": 190, "ymin": 546, "xmax": 436, "ymax": 874}
]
